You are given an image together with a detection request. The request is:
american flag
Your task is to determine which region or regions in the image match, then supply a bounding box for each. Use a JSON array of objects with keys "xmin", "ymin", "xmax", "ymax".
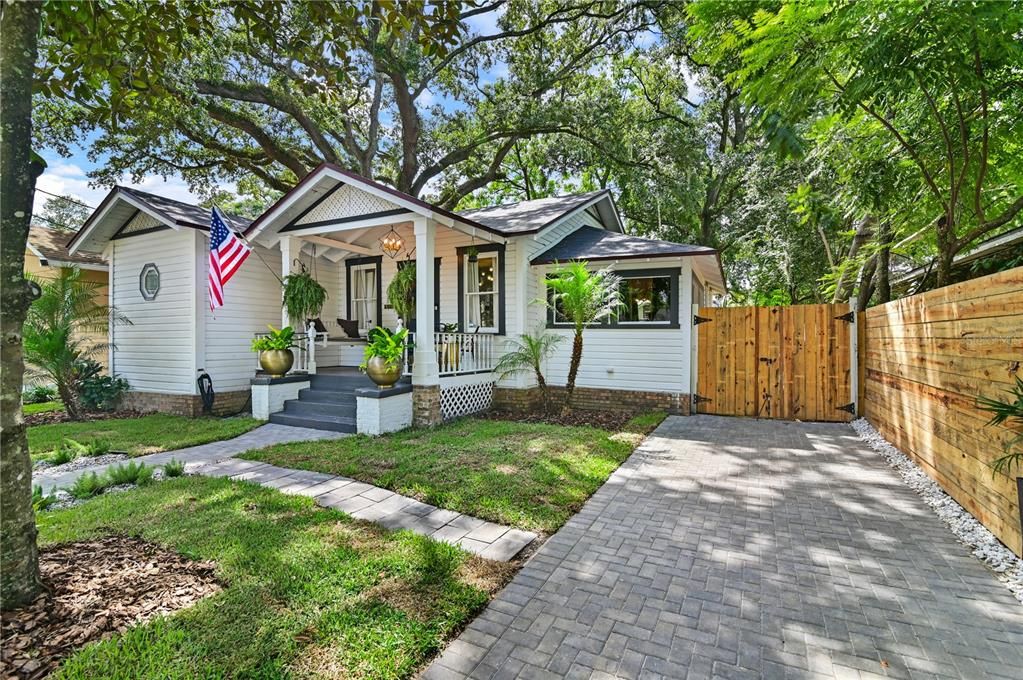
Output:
[{"xmin": 208, "ymin": 207, "xmax": 251, "ymax": 310}]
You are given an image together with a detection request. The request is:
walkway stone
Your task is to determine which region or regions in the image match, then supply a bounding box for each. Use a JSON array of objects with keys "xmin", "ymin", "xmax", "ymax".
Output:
[
  {"xmin": 34, "ymin": 423, "xmax": 347, "ymax": 493},
  {"xmin": 426, "ymin": 415, "xmax": 1023, "ymax": 679},
  {"xmin": 194, "ymin": 458, "xmax": 538, "ymax": 559}
]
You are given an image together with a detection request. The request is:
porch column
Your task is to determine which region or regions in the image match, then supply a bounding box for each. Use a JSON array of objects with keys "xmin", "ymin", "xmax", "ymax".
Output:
[
  {"xmin": 411, "ymin": 217, "xmax": 442, "ymax": 426},
  {"xmin": 280, "ymin": 236, "xmax": 299, "ymax": 327}
]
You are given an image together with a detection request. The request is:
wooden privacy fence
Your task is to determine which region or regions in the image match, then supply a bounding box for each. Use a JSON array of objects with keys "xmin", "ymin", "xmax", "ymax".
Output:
[
  {"xmin": 861, "ymin": 266, "xmax": 1023, "ymax": 556},
  {"xmin": 695, "ymin": 304, "xmax": 854, "ymax": 422}
]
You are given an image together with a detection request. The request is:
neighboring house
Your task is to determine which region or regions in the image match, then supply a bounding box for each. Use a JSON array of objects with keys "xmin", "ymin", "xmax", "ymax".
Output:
[
  {"xmin": 67, "ymin": 164, "xmax": 726, "ymax": 424},
  {"xmin": 25, "ymin": 224, "xmax": 109, "ymax": 368},
  {"xmin": 892, "ymin": 226, "xmax": 1023, "ymax": 294}
]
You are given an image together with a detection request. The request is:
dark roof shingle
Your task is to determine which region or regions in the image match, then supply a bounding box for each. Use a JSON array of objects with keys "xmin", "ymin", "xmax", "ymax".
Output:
[
  {"xmin": 457, "ymin": 190, "xmax": 607, "ymax": 235},
  {"xmin": 28, "ymin": 225, "xmax": 106, "ymax": 267},
  {"xmin": 531, "ymin": 225, "xmax": 715, "ymax": 264},
  {"xmin": 118, "ymin": 187, "xmax": 252, "ymax": 232}
]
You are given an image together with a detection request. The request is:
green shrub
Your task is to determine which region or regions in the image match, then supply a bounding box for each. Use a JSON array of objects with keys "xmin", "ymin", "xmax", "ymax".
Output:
[
  {"xmin": 163, "ymin": 459, "xmax": 185, "ymax": 477},
  {"xmin": 79, "ymin": 372, "xmax": 129, "ymax": 411},
  {"xmin": 107, "ymin": 461, "xmax": 153, "ymax": 486},
  {"xmin": 23, "ymin": 384, "xmax": 57, "ymax": 404},
  {"xmin": 50, "ymin": 441, "xmax": 81, "ymax": 465},
  {"xmin": 70, "ymin": 471, "xmax": 108, "ymax": 499},
  {"xmin": 82, "ymin": 439, "xmax": 111, "ymax": 457},
  {"xmin": 32, "ymin": 485, "xmax": 56, "ymax": 511}
]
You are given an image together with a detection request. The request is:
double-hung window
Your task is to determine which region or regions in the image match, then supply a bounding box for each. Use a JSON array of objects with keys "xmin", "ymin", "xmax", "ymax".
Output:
[
  {"xmin": 350, "ymin": 263, "xmax": 377, "ymax": 335},
  {"xmin": 464, "ymin": 252, "xmax": 499, "ymax": 332}
]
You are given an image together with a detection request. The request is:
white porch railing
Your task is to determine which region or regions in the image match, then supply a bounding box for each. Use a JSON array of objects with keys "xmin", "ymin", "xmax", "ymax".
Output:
[
  {"xmin": 253, "ymin": 330, "xmax": 315, "ymax": 374},
  {"xmin": 404, "ymin": 331, "xmax": 497, "ymax": 376}
]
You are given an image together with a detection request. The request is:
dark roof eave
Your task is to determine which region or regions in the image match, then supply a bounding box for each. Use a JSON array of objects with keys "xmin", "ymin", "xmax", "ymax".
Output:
[{"xmin": 531, "ymin": 249, "xmax": 717, "ymax": 265}]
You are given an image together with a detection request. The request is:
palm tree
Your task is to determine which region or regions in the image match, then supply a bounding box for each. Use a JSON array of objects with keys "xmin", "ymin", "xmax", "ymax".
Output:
[
  {"xmin": 494, "ymin": 329, "xmax": 564, "ymax": 413},
  {"xmin": 544, "ymin": 261, "xmax": 621, "ymax": 408},
  {"xmin": 23, "ymin": 267, "xmax": 129, "ymax": 419}
]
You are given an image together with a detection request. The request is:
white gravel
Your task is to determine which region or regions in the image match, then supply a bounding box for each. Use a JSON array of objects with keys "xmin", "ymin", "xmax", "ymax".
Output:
[
  {"xmin": 34, "ymin": 453, "xmax": 128, "ymax": 475},
  {"xmin": 852, "ymin": 418, "xmax": 1023, "ymax": 604}
]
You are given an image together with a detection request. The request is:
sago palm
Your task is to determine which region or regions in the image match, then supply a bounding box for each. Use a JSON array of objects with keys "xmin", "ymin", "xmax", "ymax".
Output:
[
  {"xmin": 494, "ymin": 330, "xmax": 564, "ymax": 413},
  {"xmin": 23, "ymin": 267, "xmax": 129, "ymax": 419},
  {"xmin": 544, "ymin": 261, "xmax": 621, "ymax": 408}
]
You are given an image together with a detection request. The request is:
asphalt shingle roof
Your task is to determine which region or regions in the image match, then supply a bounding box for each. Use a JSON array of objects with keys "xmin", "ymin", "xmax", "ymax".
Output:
[
  {"xmin": 531, "ymin": 225, "xmax": 716, "ymax": 264},
  {"xmin": 28, "ymin": 225, "xmax": 106, "ymax": 267},
  {"xmin": 118, "ymin": 187, "xmax": 253, "ymax": 232},
  {"xmin": 457, "ymin": 190, "xmax": 607, "ymax": 235}
]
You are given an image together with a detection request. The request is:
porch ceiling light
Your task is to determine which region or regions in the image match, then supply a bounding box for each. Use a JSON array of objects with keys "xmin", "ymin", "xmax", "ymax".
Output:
[{"xmin": 379, "ymin": 227, "xmax": 404, "ymax": 259}]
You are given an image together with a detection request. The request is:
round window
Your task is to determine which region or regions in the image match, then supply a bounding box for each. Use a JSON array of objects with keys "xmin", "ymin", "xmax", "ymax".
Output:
[{"xmin": 140, "ymin": 263, "xmax": 160, "ymax": 300}]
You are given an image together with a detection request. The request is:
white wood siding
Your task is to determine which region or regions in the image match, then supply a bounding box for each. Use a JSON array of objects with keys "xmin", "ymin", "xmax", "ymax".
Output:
[
  {"xmin": 538, "ymin": 259, "xmax": 695, "ymax": 394},
  {"xmin": 203, "ymin": 242, "xmax": 284, "ymax": 393},
  {"xmin": 110, "ymin": 229, "xmax": 196, "ymax": 394}
]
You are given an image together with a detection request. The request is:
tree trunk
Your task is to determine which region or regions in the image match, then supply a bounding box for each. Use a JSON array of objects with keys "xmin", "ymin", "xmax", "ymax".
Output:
[
  {"xmin": 856, "ymin": 255, "xmax": 878, "ymax": 311},
  {"xmin": 534, "ymin": 369, "xmax": 549, "ymax": 414},
  {"xmin": 1, "ymin": 0, "xmax": 43, "ymax": 610},
  {"xmin": 876, "ymin": 220, "xmax": 891, "ymax": 304},
  {"xmin": 564, "ymin": 332, "xmax": 583, "ymax": 410},
  {"xmin": 832, "ymin": 215, "xmax": 875, "ymax": 303}
]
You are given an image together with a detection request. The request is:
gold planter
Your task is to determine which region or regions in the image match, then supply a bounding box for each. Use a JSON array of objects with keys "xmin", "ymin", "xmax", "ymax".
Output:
[
  {"xmin": 259, "ymin": 349, "xmax": 294, "ymax": 377},
  {"xmin": 366, "ymin": 356, "xmax": 401, "ymax": 389}
]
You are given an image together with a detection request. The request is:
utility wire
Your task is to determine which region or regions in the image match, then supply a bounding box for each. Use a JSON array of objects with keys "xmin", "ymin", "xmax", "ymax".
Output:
[{"xmin": 33, "ymin": 188, "xmax": 95, "ymax": 210}]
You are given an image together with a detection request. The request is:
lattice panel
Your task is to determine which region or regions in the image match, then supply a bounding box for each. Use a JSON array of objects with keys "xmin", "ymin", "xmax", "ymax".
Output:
[
  {"xmin": 441, "ymin": 381, "xmax": 494, "ymax": 420},
  {"xmin": 297, "ymin": 184, "xmax": 400, "ymax": 224},
  {"xmin": 121, "ymin": 211, "xmax": 163, "ymax": 234}
]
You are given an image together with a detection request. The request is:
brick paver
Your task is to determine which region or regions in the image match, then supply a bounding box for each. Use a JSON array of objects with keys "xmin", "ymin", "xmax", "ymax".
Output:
[{"xmin": 426, "ymin": 415, "xmax": 1023, "ymax": 679}]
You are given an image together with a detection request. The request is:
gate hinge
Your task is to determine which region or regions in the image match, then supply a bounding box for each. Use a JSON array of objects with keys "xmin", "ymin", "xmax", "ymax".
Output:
[
  {"xmin": 693, "ymin": 394, "xmax": 712, "ymax": 404},
  {"xmin": 834, "ymin": 311, "xmax": 855, "ymax": 323},
  {"xmin": 836, "ymin": 402, "xmax": 856, "ymax": 414},
  {"xmin": 694, "ymin": 315, "xmax": 713, "ymax": 325}
]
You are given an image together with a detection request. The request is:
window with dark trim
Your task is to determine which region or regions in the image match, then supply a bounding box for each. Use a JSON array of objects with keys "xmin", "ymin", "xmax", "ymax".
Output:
[
  {"xmin": 547, "ymin": 267, "xmax": 680, "ymax": 328},
  {"xmin": 345, "ymin": 255, "xmax": 382, "ymax": 334},
  {"xmin": 457, "ymin": 243, "xmax": 505, "ymax": 334}
]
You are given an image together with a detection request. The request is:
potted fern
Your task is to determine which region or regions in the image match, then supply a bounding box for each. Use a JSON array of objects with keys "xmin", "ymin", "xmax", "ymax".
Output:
[
  {"xmin": 282, "ymin": 270, "xmax": 327, "ymax": 322},
  {"xmin": 251, "ymin": 325, "xmax": 297, "ymax": 376},
  {"xmin": 360, "ymin": 326, "xmax": 408, "ymax": 388}
]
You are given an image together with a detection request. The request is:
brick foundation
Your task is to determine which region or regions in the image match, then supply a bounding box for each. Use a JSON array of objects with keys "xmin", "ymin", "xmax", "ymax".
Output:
[
  {"xmin": 120, "ymin": 389, "xmax": 250, "ymax": 417},
  {"xmin": 493, "ymin": 386, "xmax": 690, "ymax": 415},
  {"xmin": 412, "ymin": 384, "xmax": 442, "ymax": 427}
]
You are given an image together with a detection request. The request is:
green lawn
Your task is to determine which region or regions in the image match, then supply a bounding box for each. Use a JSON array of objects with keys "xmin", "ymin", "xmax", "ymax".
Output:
[
  {"xmin": 240, "ymin": 413, "xmax": 666, "ymax": 534},
  {"xmin": 24, "ymin": 400, "xmax": 63, "ymax": 415},
  {"xmin": 29, "ymin": 414, "xmax": 262, "ymax": 459},
  {"xmin": 40, "ymin": 477, "xmax": 500, "ymax": 679}
]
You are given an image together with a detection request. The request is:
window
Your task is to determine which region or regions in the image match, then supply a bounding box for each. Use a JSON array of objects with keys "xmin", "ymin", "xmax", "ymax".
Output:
[
  {"xmin": 350, "ymin": 264, "xmax": 377, "ymax": 334},
  {"xmin": 619, "ymin": 276, "xmax": 671, "ymax": 323},
  {"xmin": 547, "ymin": 267, "xmax": 680, "ymax": 328},
  {"xmin": 139, "ymin": 263, "xmax": 160, "ymax": 300},
  {"xmin": 465, "ymin": 253, "xmax": 498, "ymax": 331}
]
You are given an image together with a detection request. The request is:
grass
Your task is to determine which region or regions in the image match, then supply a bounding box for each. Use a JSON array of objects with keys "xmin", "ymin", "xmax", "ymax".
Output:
[
  {"xmin": 29, "ymin": 414, "xmax": 262, "ymax": 460},
  {"xmin": 24, "ymin": 400, "xmax": 63, "ymax": 415},
  {"xmin": 240, "ymin": 413, "xmax": 666, "ymax": 534},
  {"xmin": 39, "ymin": 477, "xmax": 503, "ymax": 679}
]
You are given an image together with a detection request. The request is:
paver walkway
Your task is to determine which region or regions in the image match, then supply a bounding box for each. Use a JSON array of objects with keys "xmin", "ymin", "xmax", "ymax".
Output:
[
  {"xmin": 34, "ymin": 423, "xmax": 537, "ymax": 560},
  {"xmin": 426, "ymin": 415, "xmax": 1023, "ymax": 679},
  {"xmin": 197, "ymin": 458, "xmax": 537, "ymax": 561}
]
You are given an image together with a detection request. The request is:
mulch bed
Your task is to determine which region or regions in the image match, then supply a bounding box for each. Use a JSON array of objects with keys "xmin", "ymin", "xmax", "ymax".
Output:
[
  {"xmin": 23, "ymin": 409, "xmax": 141, "ymax": 427},
  {"xmin": 1, "ymin": 536, "xmax": 220, "ymax": 680},
  {"xmin": 483, "ymin": 408, "xmax": 637, "ymax": 432}
]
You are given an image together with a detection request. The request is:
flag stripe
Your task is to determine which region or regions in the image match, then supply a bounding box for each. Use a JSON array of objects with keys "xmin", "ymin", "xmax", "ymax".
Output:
[{"xmin": 208, "ymin": 207, "xmax": 250, "ymax": 311}]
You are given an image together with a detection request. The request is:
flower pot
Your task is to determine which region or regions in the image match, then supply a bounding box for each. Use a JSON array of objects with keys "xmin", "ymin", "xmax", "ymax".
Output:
[
  {"xmin": 259, "ymin": 349, "xmax": 294, "ymax": 377},
  {"xmin": 366, "ymin": 355, "xmax": 401, "ymax": 389}
]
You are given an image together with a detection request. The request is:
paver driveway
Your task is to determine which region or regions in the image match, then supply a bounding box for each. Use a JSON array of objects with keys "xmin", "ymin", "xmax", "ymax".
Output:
[{"xmin": 426, "ymin": 416, "xmax": 1023, "ymax": 679}]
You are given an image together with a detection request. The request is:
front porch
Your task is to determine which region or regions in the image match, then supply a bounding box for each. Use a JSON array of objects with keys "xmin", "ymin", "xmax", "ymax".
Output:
[{"xmin": 245, "ymin": 166, "xmax": 510, "ymax": 429}]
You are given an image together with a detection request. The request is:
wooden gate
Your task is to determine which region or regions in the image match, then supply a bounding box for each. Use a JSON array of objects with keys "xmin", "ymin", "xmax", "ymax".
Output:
[{"xmin": 695, "ymin": 304, "xmax": 854, "ymax": 421}]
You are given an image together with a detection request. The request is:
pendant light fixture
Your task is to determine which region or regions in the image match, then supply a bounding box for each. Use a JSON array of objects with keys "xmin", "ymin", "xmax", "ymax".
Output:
[{"xmin": 379, "ymin": 226, "xmax": 404, "ymax": 259}]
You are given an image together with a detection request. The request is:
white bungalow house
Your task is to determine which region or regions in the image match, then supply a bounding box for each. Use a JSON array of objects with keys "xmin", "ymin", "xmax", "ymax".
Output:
[{"xmin": 67, "ymin": 163, "xmax": 725, "ymax": 431}]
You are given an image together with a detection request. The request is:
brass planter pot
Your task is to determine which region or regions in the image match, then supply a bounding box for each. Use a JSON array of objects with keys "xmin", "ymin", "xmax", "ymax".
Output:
[
  {"xmin": 366, "ymin": 356, "xmax": 401, "ymax": 389},
  {"xmin": 259, "ymin": 349, "xmax": 294, "ymax": 377}
]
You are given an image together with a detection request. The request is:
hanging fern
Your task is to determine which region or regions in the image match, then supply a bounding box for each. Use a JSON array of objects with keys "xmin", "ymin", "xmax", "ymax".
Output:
[
  {"xmin": 387, "ymin": 262, "xmax": 416, "ymax": 322},
  {"xmin": 282, "ymin": 271, "xmax": 327, "ymax": 321}
]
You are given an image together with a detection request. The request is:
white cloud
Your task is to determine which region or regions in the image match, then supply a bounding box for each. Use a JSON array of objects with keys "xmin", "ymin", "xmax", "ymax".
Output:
[{"xmin": 32, "ymin": 160, "xmax": 234, "ymax": 218}]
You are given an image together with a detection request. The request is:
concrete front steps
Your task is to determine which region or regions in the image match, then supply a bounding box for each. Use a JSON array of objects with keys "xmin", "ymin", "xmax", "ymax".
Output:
[{"xmin": 268, "ymin": 372, "xmax": 368, "ymax": 433}]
